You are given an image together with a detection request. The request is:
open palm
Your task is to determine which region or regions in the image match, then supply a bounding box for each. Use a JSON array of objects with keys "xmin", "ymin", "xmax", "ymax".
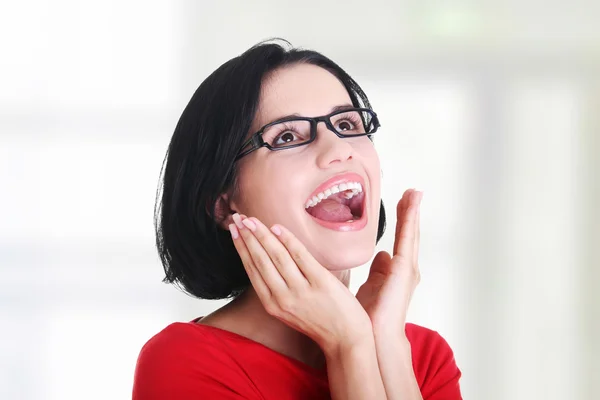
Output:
[{"xmin": 356, "ymin": 189, "xmax": 422, "ymax": 333}]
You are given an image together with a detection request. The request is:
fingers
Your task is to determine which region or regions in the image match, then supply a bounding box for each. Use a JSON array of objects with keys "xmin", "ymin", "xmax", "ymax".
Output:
[
  {"xmin": 231, "ymin": 214, "xmax": 289, "ymax": 297},
  {"xmin": 230, "ymin": 213, "xmax": 329, "ymax": 286},
  {"xmin": 393, "ymin": 190, "xmax": 422, "ymax": 260},
  {"xmin": 414, "ymin": 198, "xmax": 421, "ymax": 271},
  {"xmin": 395, "ymin": 191, "xmax": 422, "ymax": 320},
  {"xmin": 267, "ymin": 223, "xmax": 328, "ymax": 286},
  {"xmin": 242, "ymin": 216, "xmax": 310, "ymax": 288},
  {"xmin": 230, "ymin": 214, "xmax": 311, "ymax": 293},
  {"xmin": 393, "ymin": 189, "xmax": 412, "ymax": 253},
  {"xmin": 228, "ymin": 221, "xmax": 272, "ymax": 301}
]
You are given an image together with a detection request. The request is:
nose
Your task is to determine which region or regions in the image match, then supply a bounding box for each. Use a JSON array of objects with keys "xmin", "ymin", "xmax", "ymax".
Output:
[{"xmin": 313, "ymin": 121, "xmax": 354, "ymax": 168}]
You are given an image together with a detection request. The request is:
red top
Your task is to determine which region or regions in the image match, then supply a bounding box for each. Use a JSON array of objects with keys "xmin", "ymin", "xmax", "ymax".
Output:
[{"xmin": 132, "ymin": 319, "xmax": 461, "ymax": 399}]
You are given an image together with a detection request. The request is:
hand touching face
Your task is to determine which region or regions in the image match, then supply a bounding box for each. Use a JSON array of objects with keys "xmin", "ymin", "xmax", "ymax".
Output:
[{"xmin": 229, "ymin": 64, "xmax": 381, "ymax": 271}]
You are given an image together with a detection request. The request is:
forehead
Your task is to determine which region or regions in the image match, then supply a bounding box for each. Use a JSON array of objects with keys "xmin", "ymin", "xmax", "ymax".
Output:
[{"xmin": 252, "ymin": 63, "xmax": 352, "ymax": 130}]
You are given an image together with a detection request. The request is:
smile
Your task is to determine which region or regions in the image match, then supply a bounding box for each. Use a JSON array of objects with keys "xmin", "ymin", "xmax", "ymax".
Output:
[{"xmin": 304, "ymin": 172, "xmax": 368, "ymax": 232}]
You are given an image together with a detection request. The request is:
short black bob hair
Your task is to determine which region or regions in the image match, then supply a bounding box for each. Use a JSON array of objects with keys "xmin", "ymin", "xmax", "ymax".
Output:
[{"xmin": 155, "ymin": 39, "xmax": 387, "ymax": 300}]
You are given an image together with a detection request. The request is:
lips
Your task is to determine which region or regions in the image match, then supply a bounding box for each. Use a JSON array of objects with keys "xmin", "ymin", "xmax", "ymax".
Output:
[
  {"xmin": 304, "ymin": 172, "xmax": 369, "ymax": 232},
  {"xmin": 305, "ymin": 172, "xmax": 367, "ymax": 204}
]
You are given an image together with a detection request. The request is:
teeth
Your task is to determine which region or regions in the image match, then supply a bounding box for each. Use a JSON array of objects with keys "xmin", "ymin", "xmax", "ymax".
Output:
[
  {"xmin": 344, "ymin": 189, "xmax": 360, "ymax": 199},
  {"xmin": 305, "ymin": 181, "xmax": 364, "ymax": 208}
]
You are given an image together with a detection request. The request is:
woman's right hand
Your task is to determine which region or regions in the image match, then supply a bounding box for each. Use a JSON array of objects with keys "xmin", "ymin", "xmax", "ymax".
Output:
[{"xmin": 229, "ymin": 213, "xmax": 372, "ymax": 355}]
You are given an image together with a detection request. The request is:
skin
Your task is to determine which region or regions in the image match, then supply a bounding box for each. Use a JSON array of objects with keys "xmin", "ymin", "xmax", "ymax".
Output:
[
  {"xmin": 225, "ymin": 63, "xmax": 381, "ymax": 271},
  {"xmin": 201, "ymin": 63, "xmax": 424, "ymax": 399}
]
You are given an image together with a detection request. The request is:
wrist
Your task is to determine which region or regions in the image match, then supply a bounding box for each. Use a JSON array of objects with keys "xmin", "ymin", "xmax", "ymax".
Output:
[
  {"xmin": 323, "ymin": 332, "xmax": 377, "ymax": 363},
  {"xmin": 321, "ymin": 322, "xmax": 374, "ymax": 358},
  {"xmin": 373, "ymin": 327, "xmax": 411, "ymax": 353},
  {"xmin": 372, "ymin": 320, "xmax": 407, "ymax": 340}
]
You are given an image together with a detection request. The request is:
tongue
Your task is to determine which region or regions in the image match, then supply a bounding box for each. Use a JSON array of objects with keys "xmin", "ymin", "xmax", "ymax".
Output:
[{"xmin": 307, "ymin": 198, "xmax": 353, "ymax": 222}]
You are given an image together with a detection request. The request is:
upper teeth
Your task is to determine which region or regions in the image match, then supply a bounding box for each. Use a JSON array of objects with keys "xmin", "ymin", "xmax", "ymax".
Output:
[{"xmin": 305, "ymin": 181, "xmax": 363, "ymax": 208}]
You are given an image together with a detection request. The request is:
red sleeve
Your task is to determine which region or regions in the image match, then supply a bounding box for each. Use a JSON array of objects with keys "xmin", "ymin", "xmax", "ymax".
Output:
[
  {"xmin": 132, "ymin": 323, "xmax": 262, "ymax": 400},
  {"xmin": 406, "ymin": 324, "xmax": 462, "ymax": 400}
]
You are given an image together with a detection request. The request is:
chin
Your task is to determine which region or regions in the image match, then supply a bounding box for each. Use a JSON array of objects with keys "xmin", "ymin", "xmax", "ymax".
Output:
[{"xmin": 318, "ymin": 243, "xmax": 376, "ymax": 271}]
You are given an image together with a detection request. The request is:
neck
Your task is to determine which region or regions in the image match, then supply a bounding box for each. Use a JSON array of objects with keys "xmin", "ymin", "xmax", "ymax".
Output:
[{"xmin": 201, "ymin": 269, "xmax": 352, "ymax": 370}]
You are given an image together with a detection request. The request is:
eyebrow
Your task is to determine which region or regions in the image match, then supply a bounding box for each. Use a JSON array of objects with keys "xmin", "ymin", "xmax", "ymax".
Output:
[{"xmin": 266, "ymin": 103, "xmax": 355, "ymax": 125}]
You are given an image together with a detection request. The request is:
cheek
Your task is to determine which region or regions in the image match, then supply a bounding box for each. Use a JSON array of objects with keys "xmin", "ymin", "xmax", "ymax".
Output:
[
  {"xmin": 355, "ymin": 141, "xmax": 381, "ymax": 194},
  {"xmin": 235, "ymin": 159, "xmax": 305, "ymax": 222},
  {"xmin": 353, "ymin": 137, "xmax": 379, "ymax": 163}
]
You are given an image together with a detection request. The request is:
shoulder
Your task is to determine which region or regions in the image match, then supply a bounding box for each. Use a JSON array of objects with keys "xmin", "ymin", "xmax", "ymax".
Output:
[
  {"xmin": 136, "ymin": 322, "xmax": 211, "ymax": 364},
  {"xmin": 405, "ymin": 322, "xmax": 453, "ymax": 355},
  {"xmin": 405, "ymin": 323, "xmax": 462, "ymax": 399},
  {"xmin": 132, "ymin": 322, "xmax": 258, "ymax": 399},
  {"xmin": 134, "ymin": 321, "xmax": 247, "ymax": 373},
  {"xmin": 133, "ymin": 323, "xmax": 211, "ymax": 386}
]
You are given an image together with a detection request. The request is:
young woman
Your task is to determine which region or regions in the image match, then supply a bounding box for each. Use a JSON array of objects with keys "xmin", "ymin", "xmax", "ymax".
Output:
[{"xmin": 132, "ymin": 40, "xmax": 462, "ymax": 399}]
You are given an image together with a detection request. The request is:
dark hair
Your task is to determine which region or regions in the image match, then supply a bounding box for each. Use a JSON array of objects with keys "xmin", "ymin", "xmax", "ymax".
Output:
[{"xmin": 155, "ymin": 39, "xmax": 387, "ymax": 300}]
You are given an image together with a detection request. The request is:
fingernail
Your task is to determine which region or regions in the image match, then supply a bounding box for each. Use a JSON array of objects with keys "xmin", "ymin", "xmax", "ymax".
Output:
[
  {"xmin": 270, "ymin": 225, "xmax": 282, "ymax": 236},
  {"xmin": 232, "ymin": 213, "xmax": 244, "ymax": 229},
  {"xmin": 242, "ymin": 218, "xmax": 256, "ymax": 231},
  {"xmin": 229, "ymin": 224, "xmax": 239, "ymax": 239}
]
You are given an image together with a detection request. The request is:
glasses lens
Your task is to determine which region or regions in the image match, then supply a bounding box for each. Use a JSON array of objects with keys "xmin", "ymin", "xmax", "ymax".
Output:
[
  {"xmin": 262, "ymin": 120, "xmax": 313, "ymax": 149},
  {"xmin": 330, "ymin": 110, "xmax": 376, "ymax": 136}
]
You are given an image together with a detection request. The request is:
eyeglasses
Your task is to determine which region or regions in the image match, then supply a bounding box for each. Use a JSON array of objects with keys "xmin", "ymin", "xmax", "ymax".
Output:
[{"xmin": 235, "ymin": 107, "xmax": 380, "ymax": 160}]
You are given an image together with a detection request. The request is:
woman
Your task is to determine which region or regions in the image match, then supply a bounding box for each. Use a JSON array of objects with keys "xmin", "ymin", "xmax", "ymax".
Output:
[{"xmin": 133, "ymin": 39, "xmax": 462, "ymax": 399}]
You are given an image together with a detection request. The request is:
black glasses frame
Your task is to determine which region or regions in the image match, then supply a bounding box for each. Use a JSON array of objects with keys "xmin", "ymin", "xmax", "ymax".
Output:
[{"xmin": 235, "ymin": 107, "xmax": 380, "ymax": 160}]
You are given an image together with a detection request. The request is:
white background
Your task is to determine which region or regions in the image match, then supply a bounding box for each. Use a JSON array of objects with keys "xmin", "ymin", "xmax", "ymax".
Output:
[{"xmin": 1, "ymin": 1, "xmax": 598, "ymax": 399}]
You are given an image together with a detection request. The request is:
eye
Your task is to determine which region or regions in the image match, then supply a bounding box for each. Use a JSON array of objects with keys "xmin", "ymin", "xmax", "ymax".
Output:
[
  {"xmin": 336, "ymin": 120, "xmax": 355, "ymax": 132},
  {"xmin": 273, "ymin": 130, "xmax": 299, "ymax": 145},
  {"xmin": 332, "ymin": 111, "xmax": 364, "ymax": 133},
  {"xmin": 266, "ymin": 120, "xmax": 312, "ymax": 147}
]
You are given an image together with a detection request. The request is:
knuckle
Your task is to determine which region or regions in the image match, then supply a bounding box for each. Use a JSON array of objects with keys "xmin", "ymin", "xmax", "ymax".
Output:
[
  {"xmin": 280, "ymin": 234, "xmax": 300, "ymax": 253},
  {"xmin": 266, "ymin": 242, "xmax": 287, "ymax": 265},
  {"xmin": 254, "ymin": 256, "xmax": 270, "ymax": 271},
  {"xmin": 406, "ymin": 266, "xmax": 418, "ymax": 279},
  {"xmin": 395, "ymin": 254, "xmax": 411, "ymax": 265},
  {"xmin": 277, "ymin": 297, "xmax": 296, "ymax": 314},
  {"xmin": 269, "ymin": 253, "xmax": 286, "ymax": 267},
  {"xmin": 290, "ymin": 278, "xmax": 310, "ymax": 293},
  {"xmin": 264, "ymin": 302, "xmax": 279, "ymax": 317},
  {"xmin": 289, "ymin": 248, "xmax": 305, "ymax": 265},
  {"xmin": 400, "ymin": 232, "xmax": 415, "ymax": 242},
  {"xmin": 252, "ymin": 228, "xmax": 267, "ymax": 241}
]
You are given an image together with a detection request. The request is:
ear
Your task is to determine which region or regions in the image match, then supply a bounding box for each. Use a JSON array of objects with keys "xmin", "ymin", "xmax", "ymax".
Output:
[{"xmin": 213, "ymin": 193, "xmax": 239, "ymax": 230}]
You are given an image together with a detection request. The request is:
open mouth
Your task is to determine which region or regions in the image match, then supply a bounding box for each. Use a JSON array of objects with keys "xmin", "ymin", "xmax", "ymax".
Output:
[
  {"xmin": 304, "ymin": 177, "xmax": 368, "ymax": 231},
  {"xmin": 305, "ymin": 182, "xmax": 365, "ymax": 222}
]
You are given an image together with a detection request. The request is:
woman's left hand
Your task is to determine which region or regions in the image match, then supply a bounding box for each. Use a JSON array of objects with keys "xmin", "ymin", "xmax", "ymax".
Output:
[{"xmin": 355, "ymin": 189, "xmax": 423, "ymax": 340}]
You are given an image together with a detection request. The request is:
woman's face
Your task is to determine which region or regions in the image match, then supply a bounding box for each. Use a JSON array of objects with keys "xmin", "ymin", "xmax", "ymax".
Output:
[{"xmin": 230, "ymin": 63, "xmax": 381, "ymax": 270}]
